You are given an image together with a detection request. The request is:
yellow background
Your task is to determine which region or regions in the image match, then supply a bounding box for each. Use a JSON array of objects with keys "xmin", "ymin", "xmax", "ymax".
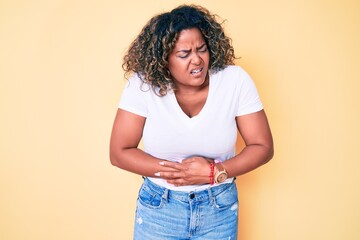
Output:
[{"xmin": 1, "ymin": 0, "xmax": 359, "ymax": 239}]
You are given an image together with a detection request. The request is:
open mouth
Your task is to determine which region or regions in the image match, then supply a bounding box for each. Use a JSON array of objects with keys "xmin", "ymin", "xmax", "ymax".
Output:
[{"xmin": 190, "ymin": 67, "xmax": 203, "ymax": 75}]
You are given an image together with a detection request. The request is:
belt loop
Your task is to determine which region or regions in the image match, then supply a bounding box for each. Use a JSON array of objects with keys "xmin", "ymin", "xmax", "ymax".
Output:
[
  {"xmin": 207, "ymin": 188, "xmax": 214, "ymax": 205},
  {"xmin": 162, "ymin": 188, "xmax": 169, "ymax": 202}
]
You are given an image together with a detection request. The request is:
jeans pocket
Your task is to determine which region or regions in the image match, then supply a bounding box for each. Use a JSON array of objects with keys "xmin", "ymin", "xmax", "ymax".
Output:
[
  {"xmin": 137, "ymin": 185, "xmax": 164, "ymax": 209},
  {"xmin": 213, "ymin": 184, "xmax": 238, "ymax": 210}
]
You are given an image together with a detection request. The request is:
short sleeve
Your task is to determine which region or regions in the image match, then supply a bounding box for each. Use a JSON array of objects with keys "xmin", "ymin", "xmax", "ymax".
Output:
[
  {"xmin": 118, "ymin": 74, "xmax": 149, "ymax": 117},
  {"xmin": 236, "ymin": 68, "xmax": 263, "ymax": 116}
]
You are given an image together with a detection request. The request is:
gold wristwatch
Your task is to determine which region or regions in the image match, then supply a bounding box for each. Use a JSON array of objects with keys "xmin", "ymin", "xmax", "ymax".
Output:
[{"xmin": 214, "ymin": 160, "xmax": 228, "ymax": 184}]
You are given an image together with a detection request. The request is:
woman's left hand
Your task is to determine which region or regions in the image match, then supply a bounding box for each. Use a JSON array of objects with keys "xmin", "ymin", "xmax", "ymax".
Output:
[{"xmin": 158, "ymin": 157, "xmax": 212, "ymax": 186}]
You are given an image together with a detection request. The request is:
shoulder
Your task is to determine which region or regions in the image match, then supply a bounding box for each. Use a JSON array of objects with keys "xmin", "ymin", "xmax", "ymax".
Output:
[
  {"xmin": 125, "ymin": 74, "xmax": 151, "ymax": 91},
  {"xmin": 212, "ymin": 65, "xmax": 251, "ymax": 85},
  {"xmin": 125, "ymin": 73, "xmax": 168, "ymax": 97}
]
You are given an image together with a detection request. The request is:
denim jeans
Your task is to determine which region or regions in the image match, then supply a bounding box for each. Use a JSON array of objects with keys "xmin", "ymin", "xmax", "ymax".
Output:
[{"xmin": 134, "ymin": 178, "xmax": 238, "ymax": 239}]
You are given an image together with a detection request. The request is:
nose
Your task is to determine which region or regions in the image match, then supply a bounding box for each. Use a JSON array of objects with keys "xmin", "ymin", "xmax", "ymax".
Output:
[{"xmin": 191, "ymin": 53, "xmax": 202, "ymax": 65}]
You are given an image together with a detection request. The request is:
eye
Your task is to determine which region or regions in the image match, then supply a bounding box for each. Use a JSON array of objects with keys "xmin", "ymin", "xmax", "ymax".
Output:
[
  {"xmin": 198, "ymin": 45, "xmax": 208, "ymax": 53},
  {"xmin": 176, "ymin": 51, "xmax": 190, "ymax": 59},
  {"xmin": 178, "ymin": 54, "xmax": 189, "ymax": 59}
]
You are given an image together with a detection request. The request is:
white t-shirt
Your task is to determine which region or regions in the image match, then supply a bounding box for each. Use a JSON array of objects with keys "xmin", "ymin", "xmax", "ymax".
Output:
[{"xmin": 119, "ymin": 65, "xmax": 263, "ymax": 192}]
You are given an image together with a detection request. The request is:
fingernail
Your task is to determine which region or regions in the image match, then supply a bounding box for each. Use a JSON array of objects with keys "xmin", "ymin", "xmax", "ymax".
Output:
[
  {"xmin": 159, "ymin": 162, "xmax": 165, "ymax": 165},
  {"xmin": 154, "ymin": 172, "xmax": 161, "ymax": 176}
]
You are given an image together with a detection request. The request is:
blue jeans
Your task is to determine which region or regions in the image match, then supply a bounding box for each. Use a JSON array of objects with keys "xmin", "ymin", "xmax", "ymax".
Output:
[{"xmin": 134, "ymin": 178, "xmax": 238, "ymax": 239}]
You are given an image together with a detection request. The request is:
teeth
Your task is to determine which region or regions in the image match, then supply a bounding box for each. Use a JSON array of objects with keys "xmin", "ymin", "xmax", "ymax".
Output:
[{"xmin": 191, "ymin": 68, "xmax": 202, "ymax": 74}]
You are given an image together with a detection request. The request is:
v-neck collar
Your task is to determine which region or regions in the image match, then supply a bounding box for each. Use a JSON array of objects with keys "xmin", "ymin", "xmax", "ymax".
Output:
[{"xmin": 170, "ymin": 73, "xmax": 215, "ymax": 124}]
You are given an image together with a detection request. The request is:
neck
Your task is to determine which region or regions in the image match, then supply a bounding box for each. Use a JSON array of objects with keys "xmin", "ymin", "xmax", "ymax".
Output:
[{"xmin": 175, "ymin": 75, "xmax": 209, "ymax": 96}]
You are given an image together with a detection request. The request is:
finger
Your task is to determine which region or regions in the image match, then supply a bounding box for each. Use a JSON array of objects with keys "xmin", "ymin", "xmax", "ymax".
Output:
[
  {"xmin": 182, "ymin": 157, "xmax": 206, "ymax": 164},
  {"xmin": 155, "ymin": 171, "xmax": 183, "ymax": 179},
  {"xmin": 167, "ymin": 179, "xmax": 187, "ymax": 187},
  {"xmin": 181, "ymin": 157, "xmax": 196, "ymax": 163},
  {"xmin": 160, "ymin": 161, "xmax": 189, "ymax": 171}
]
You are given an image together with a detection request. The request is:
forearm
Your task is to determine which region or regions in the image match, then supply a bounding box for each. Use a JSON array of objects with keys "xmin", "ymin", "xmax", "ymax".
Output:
[
  {"xmin": 109, "ymin": 109, "xmax": 176, "ymax": 177},
  {"xmin": 222, "ymin": 144, "xmax": 274, "ymax": 178},
  {"xmin": 110, "ymin": 147, "xmax": 170, "ymax": 177},
  {"xmin": 221, "ymin": 110, "xmax": 274, "ymax": 178}
]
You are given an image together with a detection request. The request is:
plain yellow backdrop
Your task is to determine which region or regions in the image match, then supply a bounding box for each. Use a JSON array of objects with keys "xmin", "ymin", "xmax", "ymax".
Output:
[{"xmin": 1, "ymin": 0, "xmax": 359, "ymax": 239}]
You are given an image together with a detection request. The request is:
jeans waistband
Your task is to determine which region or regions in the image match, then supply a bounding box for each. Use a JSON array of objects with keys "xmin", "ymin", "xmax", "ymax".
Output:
[{"xmin": 142, "ymin": 177, "xmax": 235, "ymax": 203}]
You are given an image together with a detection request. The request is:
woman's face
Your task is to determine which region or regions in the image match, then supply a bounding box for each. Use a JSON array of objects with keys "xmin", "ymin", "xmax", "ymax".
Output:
[{"xmin": 167, "ymin": 28, "xmax": 210, "ymax": 91}]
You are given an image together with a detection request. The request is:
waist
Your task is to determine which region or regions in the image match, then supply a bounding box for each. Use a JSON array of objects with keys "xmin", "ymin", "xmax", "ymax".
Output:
[
  {"xmin": 142, "ymin": 177, "xmax": 235, "ymax": 203},
  {"xmin": 148, "ymin": 177, "xmax": 234, "ymax": 192}
]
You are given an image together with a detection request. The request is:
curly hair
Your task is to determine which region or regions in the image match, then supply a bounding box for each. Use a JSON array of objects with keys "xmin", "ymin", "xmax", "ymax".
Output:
[{"xmin": 122, "ymin": 4, "xmax": 236, "ymax": 96}]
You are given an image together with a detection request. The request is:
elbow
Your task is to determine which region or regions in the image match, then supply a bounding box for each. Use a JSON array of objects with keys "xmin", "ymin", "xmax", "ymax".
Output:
[
  {"xmin": 109, "ymin": 146, "xmax": 135, "ymax": 170},
  {"xmin": 264, "ymin": 144, "xmax": 274, "ymax": 164},
  {"xmin": 109, "ymin": 149, "xmax": 122, "ymax": 168},
  {"xmin": 109, "ymin": 139, "xmax": 129, "ymax": 168},
  {"xmin": 109, "ymin": 153, "xmax": 118, "ymax": 167}
]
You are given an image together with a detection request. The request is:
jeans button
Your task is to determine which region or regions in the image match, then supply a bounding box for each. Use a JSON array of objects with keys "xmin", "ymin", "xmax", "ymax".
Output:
[{"xmin": 189, "ymin": 193, "xmax": 195, "ymax": 199}]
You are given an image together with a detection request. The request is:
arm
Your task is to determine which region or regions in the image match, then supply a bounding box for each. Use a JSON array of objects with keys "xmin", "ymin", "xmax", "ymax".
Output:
[
  {"xmin": 161, "ymin": 110, "xmax": 274, "ymax": 185},
  {"xmin": 109, "ymin": 109, "xmax": 185, "ymax": 177},
  {"xmin": 222, "ymin": 109, "xmax": 274, "ymax": 177}
]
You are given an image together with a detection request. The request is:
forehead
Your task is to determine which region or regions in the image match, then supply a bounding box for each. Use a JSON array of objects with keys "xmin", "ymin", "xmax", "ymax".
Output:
[{"xmin": 173, "ymin": 28, "xmax": 206, "ymax": 47}]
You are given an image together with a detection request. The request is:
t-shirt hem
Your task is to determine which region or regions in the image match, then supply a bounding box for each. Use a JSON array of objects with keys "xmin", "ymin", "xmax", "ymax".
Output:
[
  {"xmin": 147, "ymin": 177, "xmax": 234, "ymax": 192},
  {"xmin": 236, "ymin": 102, "xmax": 263, "ymax": 116},
  {"xmin": 118, "ymin": 105, "xmax": 147, "ymax": 118}
]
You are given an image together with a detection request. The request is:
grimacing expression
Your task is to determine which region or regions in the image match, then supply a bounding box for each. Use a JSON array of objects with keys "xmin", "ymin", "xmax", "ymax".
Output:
[{"xmin": 167, "ymin": 28, "xmax": 210, "ymax": 90}]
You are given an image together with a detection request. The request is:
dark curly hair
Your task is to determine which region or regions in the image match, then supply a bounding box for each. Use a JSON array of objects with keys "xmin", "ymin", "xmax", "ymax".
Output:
[{"xmin": 122, "ymin": 4, "xmax": 236, "ymax": 96}]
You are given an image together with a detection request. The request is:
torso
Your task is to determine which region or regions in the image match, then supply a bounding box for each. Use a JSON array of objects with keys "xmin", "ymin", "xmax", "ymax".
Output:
[{"xmin": 119, "ymin": 66, "xmax": 263, "ymax": 191}]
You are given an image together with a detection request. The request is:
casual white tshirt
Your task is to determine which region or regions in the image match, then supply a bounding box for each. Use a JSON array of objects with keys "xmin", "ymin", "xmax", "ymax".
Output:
[{"xmin": 119, "ymin": 65, "xmax": 263, "ymax": 192}]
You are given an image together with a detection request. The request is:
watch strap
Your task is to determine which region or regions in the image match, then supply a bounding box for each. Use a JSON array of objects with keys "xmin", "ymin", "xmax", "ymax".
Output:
[{"xmin": 214, "ymin": 160, "xmax": 228, "ymax": 184}]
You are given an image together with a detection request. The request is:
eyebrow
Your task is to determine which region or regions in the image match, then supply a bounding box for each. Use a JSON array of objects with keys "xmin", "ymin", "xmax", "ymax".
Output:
[{"xmin": 175, "ymin": 43, "xmax": 207, "ymax": 53}]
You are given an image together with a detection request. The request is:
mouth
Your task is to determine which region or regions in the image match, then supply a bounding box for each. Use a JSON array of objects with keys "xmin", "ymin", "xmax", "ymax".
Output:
[{"xmin": 190, "ymin": 67, "xmax": 203, "ymax": 75}]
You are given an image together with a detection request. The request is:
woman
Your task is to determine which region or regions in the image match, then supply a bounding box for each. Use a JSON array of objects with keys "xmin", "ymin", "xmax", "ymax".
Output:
[{"xmin": 110, "ymin": 4, "xmax": 273, "ymax": 240}]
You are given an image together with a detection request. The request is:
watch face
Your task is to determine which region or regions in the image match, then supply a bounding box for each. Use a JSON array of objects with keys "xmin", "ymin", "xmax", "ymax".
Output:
[{"xmin": 217, "ymin": 172, "xmax": 227, "ymax": 183}]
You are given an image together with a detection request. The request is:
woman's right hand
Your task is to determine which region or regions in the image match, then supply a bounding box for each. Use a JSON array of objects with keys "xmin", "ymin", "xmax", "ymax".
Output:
[{"xmin": 155, "ymin": 157, "xmax": 213, "ymax": 186}]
